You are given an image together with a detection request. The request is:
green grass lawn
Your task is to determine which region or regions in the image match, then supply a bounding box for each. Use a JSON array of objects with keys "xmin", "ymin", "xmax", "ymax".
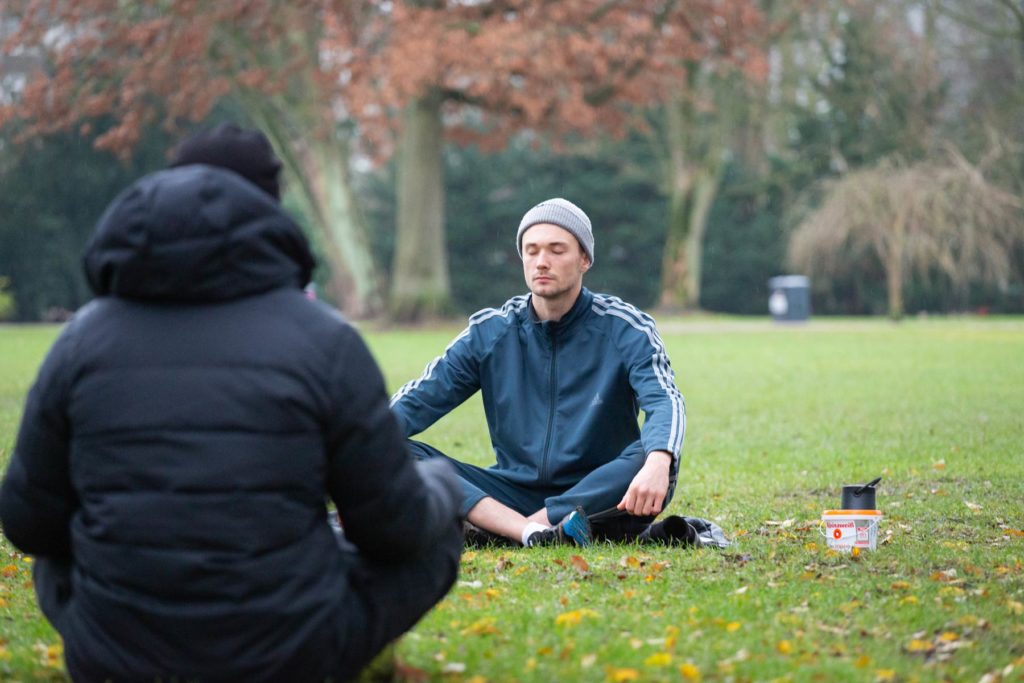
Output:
[{"xmin": 1, "ymin": 317, "xmax": 1022, "ymax": 682}]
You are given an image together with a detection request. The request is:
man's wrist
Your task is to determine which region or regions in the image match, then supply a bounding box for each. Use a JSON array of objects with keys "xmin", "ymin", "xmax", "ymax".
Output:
[{"xmin": 646, "ymin": 450, "xmax": 673, "ymax": 467}]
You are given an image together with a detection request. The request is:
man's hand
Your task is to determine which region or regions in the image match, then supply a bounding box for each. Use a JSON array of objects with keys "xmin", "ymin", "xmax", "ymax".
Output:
[{"xmin": 617, "ymin": 450, "xmax": 672, "ymax": 516}]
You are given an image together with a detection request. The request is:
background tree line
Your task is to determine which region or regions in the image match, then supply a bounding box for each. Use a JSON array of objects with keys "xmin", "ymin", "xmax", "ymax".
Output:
[{"xmin": 1, "ymin": 0, "xmax": 1022, "ymax": 323}]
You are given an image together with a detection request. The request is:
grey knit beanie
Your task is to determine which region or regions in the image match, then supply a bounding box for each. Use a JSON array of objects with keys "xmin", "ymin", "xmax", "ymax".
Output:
[{"xmin": 516, "ymin": 198, "xmax": 594, "ymax": 265}]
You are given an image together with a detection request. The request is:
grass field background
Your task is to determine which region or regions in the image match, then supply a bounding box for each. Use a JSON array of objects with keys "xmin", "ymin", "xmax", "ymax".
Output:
[{"xmin": 1, "ymin": 317, "xmax": 1022, "ymax": 682}]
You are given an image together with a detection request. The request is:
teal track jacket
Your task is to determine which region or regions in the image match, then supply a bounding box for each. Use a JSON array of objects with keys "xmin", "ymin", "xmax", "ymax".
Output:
[{"xmin": 391, "ymin": 288, "xmax": 686, "ymax": 488}]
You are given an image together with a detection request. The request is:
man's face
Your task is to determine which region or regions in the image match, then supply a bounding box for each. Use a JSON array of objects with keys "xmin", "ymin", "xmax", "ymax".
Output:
[{"xmin": 521, "ymin": 223, "xmax": 590, "ymax": 300}]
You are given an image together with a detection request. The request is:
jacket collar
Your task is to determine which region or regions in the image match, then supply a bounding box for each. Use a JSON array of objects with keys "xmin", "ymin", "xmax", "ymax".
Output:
[{"xmin": 526, "ymin": 287, "xmax": 592, "ymax": 338}]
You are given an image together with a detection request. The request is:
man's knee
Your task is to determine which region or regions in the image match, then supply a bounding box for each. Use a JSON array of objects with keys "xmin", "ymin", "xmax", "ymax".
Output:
[{"xmin": 406, "ymin": 439, "xmax": 442, "ymax": 461}]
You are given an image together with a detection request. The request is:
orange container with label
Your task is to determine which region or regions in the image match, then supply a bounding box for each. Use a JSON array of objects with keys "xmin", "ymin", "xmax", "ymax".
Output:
[{"xmin": 820, "ymin": 509, "xmax": 883, "ymax": 552}]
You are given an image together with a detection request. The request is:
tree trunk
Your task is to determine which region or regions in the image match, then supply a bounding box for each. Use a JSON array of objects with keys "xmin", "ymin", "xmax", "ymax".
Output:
[
  {"xmin": 390, "ymin": 88, "xmax": 452, "ymax": 322},
  {"xmin": 251, "ymin": 110, "xmax": 382, "ymax": 317},
  {"xmin": 883, "ymin": 218, "xmax": 906, "ymax": 320},
  {"xmin": 292, "ymin": 140, "xmax": 382, "ymax": 317},
  {"xmin": 658, "ymin": 96, "xmax": 723, "ymax": 311},
  {"xmin": 885, "ymin": 250, "xmax": 904, "ymax": 321}
]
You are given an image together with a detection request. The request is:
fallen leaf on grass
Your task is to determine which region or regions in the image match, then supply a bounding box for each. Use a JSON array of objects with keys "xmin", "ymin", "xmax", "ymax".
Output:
[
  {"xmin": 460, "ymin": 617, "xmax": 500, "ymax": 637},
  {"xmin": 904, "ymin": 638, "xmax": 935, "ymax": 654},
  {"xmin": 555, "ymin": 608, "xmax": 599, "ymax": 627},
  {"xmin": 394, "ymin": 660, "xmax": 430, "ymax": 682},
  {"xmin": 494, "ymin": 556, "xmax": 513, "ymax": 572},
  {"xmin": 605, "ymin": 666, "xmax": 640, "ymax": 681},
  {"xmin": 874, "ymin": 669, "xmax": 897, "ymax": 682},
  {"xmin": 570, "ymin": 555, "xmax": 590, "ymax": 574},
  {"xmin": 839, "ymin": 600, "xmax": 861, "ymax": 615},
  {"xmin": 1008, "ymin": 600, "xmax": 1024, "ymax": 615},
  {"xmin": 440, "ymin": 662, "xmax": 466, "ymax": 674},
  {"xmin": 679, "ymin": 662, "xmax": 701, "ymax": 681},
  {"xmin": 776, "ymin": 640, "xmax": 792, "ymax": 655},
  {"xmin": 765, "ymin": 519, "xmax": 795, "ymax": 527},
  {"xmin": 581, "ymin": 653, "xmax": 597, "ymax": 668},
  {"xmin": 854, "ymin": 654, "xmax": 871, "ymax": 668},
  {"xmin": 964, "ymin": 500, "xmax": 982, "ymax": 511},
  {"xmin": 664, "ymin": 625, "xmax": 680, "ymax": 649},
  {"xmin": 890, "ymin": 581, "xmax": 910, "ymax": 591},
  {"xmin": 644, "ymin": 652, "xmax": 672, "ymax": 667},
  {"xmin": 33, "ymin": 642, "xmax": 63, "ymax": 669},
  {"xmin": 726, "ymin": 621, "xmax": 742, "ymax": 632},
  {"xmin": 0, "ymin": 565, "xmax": 17, "ymax": 578}
]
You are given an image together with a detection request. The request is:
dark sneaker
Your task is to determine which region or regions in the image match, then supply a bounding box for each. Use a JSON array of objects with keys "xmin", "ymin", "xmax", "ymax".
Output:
[
  {"xmin": 526, "ymin": 506, "xmax": 592, "ymax": 547},
  {"xmin": 463, "ymin": 521, "xmax": 517, "ymax": 548}
]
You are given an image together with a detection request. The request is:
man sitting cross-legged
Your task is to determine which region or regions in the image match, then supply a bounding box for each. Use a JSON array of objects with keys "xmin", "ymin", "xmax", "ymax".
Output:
[{"xmin": 390, "ymin": 198, "xmax": 686, "ymax": 548}]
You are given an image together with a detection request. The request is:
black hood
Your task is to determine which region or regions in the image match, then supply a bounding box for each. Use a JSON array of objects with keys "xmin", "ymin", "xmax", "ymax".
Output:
[{"xmin": 84, "ymin": 165, "xmax": 315, "ymax": 302}]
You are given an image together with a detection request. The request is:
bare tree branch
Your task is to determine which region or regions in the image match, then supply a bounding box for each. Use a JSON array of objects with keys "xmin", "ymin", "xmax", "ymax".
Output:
[{"xmin": 931, "ymin": 0, "xmax": 1023, "ymax": 42}]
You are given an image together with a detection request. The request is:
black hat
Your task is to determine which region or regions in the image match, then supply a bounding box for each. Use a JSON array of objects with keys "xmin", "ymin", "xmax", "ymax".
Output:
[{"xmin": 169, "ymin": 123, "xmax": 283, "ymax": 200}]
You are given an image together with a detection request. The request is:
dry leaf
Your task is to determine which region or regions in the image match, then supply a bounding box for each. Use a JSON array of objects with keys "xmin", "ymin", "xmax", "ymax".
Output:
[
  {"xmin": 679, "ymin": 662, "xmax": 701, "ymax": 681},
  {"xmin": 555, "ymin": 608, "xmax": 599, "ymax": 627},
  {"xmin": 904, "ymin": 638, "xmax": 935, "ymax": 654},
  {"xmin": 605, "ymin": 666, "xmax": 640, "ymax": 681},
  {"xmin": 570, "ymin": 555, "xmax": 590, "ymax": 574},
  {"xmin": 460, "ymin": 616, "xmax": 500, "ymax": 636},
  {"xmin": 644, "ymin": 652, "xmax": 672, "ymax": 667}
]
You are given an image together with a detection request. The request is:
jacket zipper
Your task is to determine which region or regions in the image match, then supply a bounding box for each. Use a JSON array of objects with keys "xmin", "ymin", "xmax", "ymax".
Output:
[{"xmin": 539, "ymin": 328, "xmax": 558, "ymax": 483}]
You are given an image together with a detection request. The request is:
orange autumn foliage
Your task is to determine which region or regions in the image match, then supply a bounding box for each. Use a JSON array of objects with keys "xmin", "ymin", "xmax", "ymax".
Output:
[{"xmin": 3, "ymin": 1, "xmax": 766, "ymax": 160}]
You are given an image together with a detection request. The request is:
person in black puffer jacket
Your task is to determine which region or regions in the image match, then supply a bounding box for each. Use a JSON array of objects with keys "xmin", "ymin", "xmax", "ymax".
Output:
[{"xmin": 0, "ymin": 124, "xmax": 463, "ymax": 682}]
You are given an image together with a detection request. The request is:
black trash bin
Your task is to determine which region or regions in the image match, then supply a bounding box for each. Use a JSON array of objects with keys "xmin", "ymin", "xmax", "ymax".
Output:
[{"xmin": 768, "ymin": 275, "xmax": 810, "ymax": 322}]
